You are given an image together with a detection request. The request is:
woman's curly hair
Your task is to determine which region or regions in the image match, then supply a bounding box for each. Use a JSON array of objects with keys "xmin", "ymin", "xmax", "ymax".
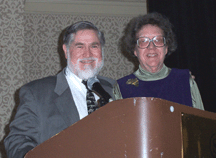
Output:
[{"xmin": 120, "ymin": 12, "xmax": 177, "ymax": 57}]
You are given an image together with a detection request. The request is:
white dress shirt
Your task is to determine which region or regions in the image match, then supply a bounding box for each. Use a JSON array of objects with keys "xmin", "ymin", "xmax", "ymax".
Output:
[{"xmin": 65, "ymin": 67, "xmax": 99, "ymax": 119}]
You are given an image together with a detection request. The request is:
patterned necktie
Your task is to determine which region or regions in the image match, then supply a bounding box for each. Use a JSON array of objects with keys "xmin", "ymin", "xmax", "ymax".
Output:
[{"xmin": 82, "ymin": 80, "xmax": 98, "ymax": 114}]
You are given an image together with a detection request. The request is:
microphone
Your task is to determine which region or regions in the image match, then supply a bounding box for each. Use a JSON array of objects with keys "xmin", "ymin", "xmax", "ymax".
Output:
[{"xmin": 87, "ymin": 77, "xmax": 113, "ymax": 104}]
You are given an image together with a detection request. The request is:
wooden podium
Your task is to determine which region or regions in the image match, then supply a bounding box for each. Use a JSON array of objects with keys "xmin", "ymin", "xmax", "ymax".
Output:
[{"xmin": 25, "ymin": 97, "xmax": 216, "ymax": 158}]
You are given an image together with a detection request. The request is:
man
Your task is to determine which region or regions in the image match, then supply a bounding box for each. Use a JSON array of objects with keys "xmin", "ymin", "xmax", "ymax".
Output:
[{"xmin": 4, "ymin": 21, "xmax": 116, "ymax": 158}]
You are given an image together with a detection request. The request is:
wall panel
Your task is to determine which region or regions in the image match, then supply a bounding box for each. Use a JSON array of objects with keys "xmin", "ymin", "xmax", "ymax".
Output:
[{"xmin": 0, "ymin": 0, "xmax": 25, "ymax": 158}]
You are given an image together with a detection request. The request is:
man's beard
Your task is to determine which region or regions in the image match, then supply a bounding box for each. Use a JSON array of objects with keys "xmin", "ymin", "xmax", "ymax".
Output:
[{"xmin": 68, "ymin": 57, "xmax": 104, "ymax": 80}]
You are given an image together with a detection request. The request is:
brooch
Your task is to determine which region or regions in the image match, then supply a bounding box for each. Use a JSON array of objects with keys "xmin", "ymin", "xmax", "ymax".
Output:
[{"xmin": 126, "ymin": 78, "xmax": 139, "ymax": 87}]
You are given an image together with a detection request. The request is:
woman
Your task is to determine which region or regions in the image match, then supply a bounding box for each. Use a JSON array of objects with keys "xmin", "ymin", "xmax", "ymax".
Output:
[{"xmin": 114, "ymin": 12, "xmax": 204, "ymax": 110}]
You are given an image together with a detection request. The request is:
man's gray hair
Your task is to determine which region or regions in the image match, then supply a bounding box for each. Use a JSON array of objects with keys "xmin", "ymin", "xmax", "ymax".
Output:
[{"xmin": 63, "ymin": 21, "xmax": 105, "ymax": 49}]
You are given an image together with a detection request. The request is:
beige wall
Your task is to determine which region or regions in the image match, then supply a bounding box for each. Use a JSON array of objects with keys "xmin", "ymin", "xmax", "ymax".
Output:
[
  {"xmin": 24, "ymin": 0, "xmax": 146, "ymax": 16},
  {"xmin": 0, "ymin": 0, "xmax": 147, "ymax": 157}
]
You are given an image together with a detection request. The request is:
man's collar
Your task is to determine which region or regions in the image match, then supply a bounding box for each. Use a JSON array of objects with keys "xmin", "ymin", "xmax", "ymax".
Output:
[{"xmin": 65, "ymin": 66, "xmax": 98, "ymax": 82}]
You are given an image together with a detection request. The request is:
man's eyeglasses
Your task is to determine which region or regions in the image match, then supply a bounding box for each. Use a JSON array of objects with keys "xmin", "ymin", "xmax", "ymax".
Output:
[{"xmin": 137, "ymin": 35, "xmax": 166, "ymax": 49}]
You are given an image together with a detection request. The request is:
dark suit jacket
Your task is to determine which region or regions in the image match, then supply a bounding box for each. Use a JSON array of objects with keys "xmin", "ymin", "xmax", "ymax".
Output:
[{"xmin": 4, "ymin": 69, "xmax": 116, "ymax": 158}]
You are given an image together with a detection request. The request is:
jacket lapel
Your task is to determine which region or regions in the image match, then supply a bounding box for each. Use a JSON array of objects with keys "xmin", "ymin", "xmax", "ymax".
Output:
[
  {"xmin": 98, "ymin": 76, "xmax": 115, "ymax": 100},
  {"xmin": 54, "ymin": 69, "xmax": 80, "ymax": 127}
]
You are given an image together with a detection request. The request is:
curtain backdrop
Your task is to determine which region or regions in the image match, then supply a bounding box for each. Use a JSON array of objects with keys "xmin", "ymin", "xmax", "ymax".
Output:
[{"xmin": 148, "ymin": 0, "xmax": 216, "ymax": 112}]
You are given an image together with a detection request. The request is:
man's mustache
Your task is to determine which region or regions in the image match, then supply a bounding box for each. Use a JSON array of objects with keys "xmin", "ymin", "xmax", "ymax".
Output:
[{"xmin": 79, "ymin": 57, "xmax": 97, "ymax": 62}]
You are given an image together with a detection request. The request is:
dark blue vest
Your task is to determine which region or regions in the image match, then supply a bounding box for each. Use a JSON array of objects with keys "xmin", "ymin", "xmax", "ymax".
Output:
[{"xmin": 117, "ymin": 68, "xmax": 192, "ymax": 107}]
